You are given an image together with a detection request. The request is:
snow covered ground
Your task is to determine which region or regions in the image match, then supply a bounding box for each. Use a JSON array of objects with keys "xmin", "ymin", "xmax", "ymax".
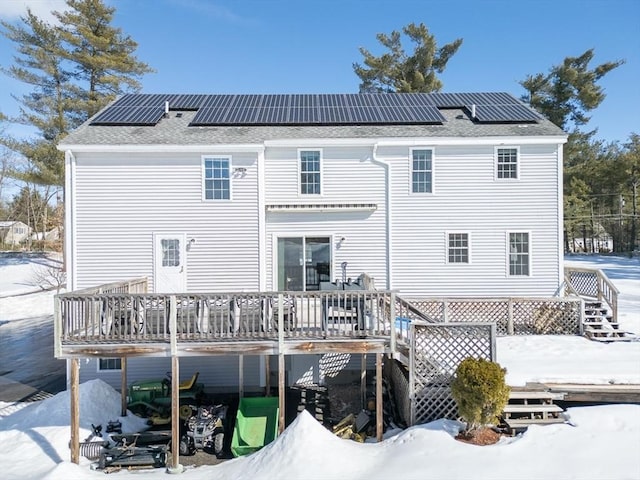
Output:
[{"xmin": 0, "ymin": 253, "xmax": 639, "ymax": 479}]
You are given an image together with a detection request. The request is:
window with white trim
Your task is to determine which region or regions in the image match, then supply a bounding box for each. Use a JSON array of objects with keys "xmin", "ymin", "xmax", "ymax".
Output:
[
  {"xmin": 203, "ymin": 156, "xmax": 230, "ymax": 200},
  {"xmin": 447, "ymin": 233, "xmax": 469, "ymax": 263},
  {"xmin": 496, "ymin": 147, "xmax": 518, "ymax": 179},
  {"xmin": 411, "ymin": 149, "xmax": 433, "ymax": 193},
  {"xmin": 300, "ymin": 150, "xmax": 321, "ymax": 195},
  {"xmin": 98, "ymin": 358, "xmax": 122, "ymax": 371},
  {"xmin": 508, "ymin": 232, "xmax": 530, "ymax": 276}
]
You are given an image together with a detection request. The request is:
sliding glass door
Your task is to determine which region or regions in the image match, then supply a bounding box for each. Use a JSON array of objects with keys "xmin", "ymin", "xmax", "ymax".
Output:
[{"xmin": 277, "ymin": 236, "xmax": 331, "ymax": 291}]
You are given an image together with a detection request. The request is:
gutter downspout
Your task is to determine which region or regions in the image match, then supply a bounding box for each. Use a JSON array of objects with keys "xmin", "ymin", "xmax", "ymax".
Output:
[
  {"xmin": 371, "ymin": 143, "xmax": 392, "ymax": 289},
  {"xmin": 557, "ymin": 142, "xmax": 565, "ymax": 288},
  {"xmin": 257, "ymin": 146, "xmax": 267, "ymax": 291}
]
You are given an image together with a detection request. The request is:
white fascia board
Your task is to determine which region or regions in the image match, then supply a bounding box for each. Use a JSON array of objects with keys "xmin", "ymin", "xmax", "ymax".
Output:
[
  {"xmin": 56, "ymin": 144, "xmax": 265, "ymax": 153},
  {"xmin": 264, "ymin": 135, "xmax": 567, "ymax": 148}
]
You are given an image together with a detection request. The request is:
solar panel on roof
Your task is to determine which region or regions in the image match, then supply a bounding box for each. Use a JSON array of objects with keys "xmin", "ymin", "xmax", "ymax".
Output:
[
  {"xmin": 90, "ymin": 92, "xmax": 540, "ymax": 127},
  {"xmin": 471, "ymin": 104, "xmax": 540, "ymax": 122},
  {"xmin": 91, "ymin": 105, "xmax": 165, "ymax": 125}
]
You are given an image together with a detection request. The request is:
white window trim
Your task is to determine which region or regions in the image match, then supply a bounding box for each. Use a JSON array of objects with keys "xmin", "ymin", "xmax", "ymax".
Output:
[
  {"xmin": 409, "ymin": 147, "xmax": 435, "ymax": 194},
  {"xmin": 97, "ymin": 358, "xmax": 122, "ymax": 372},
  {"xmin": 297, "ymin": 148, "xmax": 323, "ymax": 196},
  {"xmin": 201, "ymin": 154, "xmax": 233, "ymax": 201},
  {"xmin": 506, "ymin": 230, "xmax": 532, "ymax": 277},
  {"xmin": 495, "ymin": 146, "xmax": 520, "ymax": 181},
  {"xmin": 445, "ymin": 231, "xmax": 472, "ymax": 264}
]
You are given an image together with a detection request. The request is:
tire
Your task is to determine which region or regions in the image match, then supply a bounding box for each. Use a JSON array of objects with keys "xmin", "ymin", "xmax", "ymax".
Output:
[
  {"xmin": 213, "ymin": 432, "xmax": 224, "ymax": 457},
  {"xmin": 179, "ymin": 435, "xmax": 195, "ymax": 456}
]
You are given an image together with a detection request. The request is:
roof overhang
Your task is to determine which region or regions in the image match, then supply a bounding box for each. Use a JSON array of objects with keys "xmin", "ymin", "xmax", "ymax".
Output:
[{"xmin": 58, "ymin": 134, "xmax": 567, "ymax": 153}]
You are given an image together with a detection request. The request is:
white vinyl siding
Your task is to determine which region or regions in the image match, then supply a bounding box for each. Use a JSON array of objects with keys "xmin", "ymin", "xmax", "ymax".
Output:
[
  {"xmin": 384, "ymin": 143, "xmax": 560, "ymax": 296},
  {"xmin": 73, "ymin": 152, "xmax": 259, "ymax": 292},
  {"xmin": 265, "ymin": 146, "xmax": 387, "ymax": 290}
]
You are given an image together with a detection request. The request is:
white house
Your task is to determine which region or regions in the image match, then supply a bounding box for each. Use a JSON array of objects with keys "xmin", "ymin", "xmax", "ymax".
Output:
[
  {"xmin": 57, "ymin": 92, "xmax": 567, "ymax": 391},
  {"xmin": 0, "ymin": 220, "xmax": 31, "ymax": 246}
]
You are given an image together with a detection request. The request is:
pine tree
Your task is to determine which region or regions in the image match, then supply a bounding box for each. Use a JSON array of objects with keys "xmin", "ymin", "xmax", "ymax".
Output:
[
  {"xmin": 520, "ymin": 49, "xmax": 624, "ymax": 132},
  {"xmin": 0, "ymin": 9, "xmax": 69, "ymax": 186},
  {"xmin": 353, "ymin": 22, "xmax": 462, "ymax": 93},
  {"xmin": 53, "ymin": 0, "xmax": 154, "ymax": 119},
  {"xmin": 0, "ymin": 0, "xmax": 154, "ymax": 188}
]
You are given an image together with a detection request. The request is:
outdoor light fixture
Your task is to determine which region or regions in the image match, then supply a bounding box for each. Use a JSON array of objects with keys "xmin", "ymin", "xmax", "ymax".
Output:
[{"xmin": 233, "ymin": 167, "xmax": 247, "ymax": 175}]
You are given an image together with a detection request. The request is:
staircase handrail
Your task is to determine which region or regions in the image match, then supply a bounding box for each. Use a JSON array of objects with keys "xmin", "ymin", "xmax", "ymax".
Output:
[{"xmin": 564, "ymin": 266, "xmax": 619, "ymax": 323}]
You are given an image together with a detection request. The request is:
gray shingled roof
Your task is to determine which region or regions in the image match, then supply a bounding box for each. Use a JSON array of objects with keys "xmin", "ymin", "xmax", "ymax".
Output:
[{"xmin": 59, "ymin": 99, "xmax": 566, "ymax": 147}]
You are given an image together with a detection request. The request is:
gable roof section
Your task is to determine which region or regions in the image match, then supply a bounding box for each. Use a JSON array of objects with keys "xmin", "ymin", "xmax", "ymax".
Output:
[{"xmin": 59, "ymin": 92, "xmax": 566, "ymax": 148}]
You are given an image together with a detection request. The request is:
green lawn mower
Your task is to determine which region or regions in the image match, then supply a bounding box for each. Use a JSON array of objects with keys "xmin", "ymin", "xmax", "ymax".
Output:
[{"xmin": 126, "ymin": 372, "xmax": 206, "ymax": 424}]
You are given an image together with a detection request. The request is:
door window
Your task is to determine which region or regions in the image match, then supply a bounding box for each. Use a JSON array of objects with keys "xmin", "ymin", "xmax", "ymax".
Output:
[{"xmin": 278, "ymin": 236, "xmax": 331, "ymax": 291}]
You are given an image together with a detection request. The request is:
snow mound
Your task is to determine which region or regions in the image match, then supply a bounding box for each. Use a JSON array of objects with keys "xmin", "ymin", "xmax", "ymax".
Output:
[{"xmin": 0, "ymin": 379, "xmax": 148, "ymax": 433}]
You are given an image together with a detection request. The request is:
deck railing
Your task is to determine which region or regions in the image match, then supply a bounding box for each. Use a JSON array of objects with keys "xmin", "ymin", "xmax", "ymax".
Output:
[
  {"xmin": 564, "ymin": 266, "xmax": 619, "ymax": 323},
  {"xmin": 55, "ymin": 285, "xmax": 397, "ymax": 349},
  {"xmin": 401, "ymin": 296, "xmax": 583, "ymax": 335}
]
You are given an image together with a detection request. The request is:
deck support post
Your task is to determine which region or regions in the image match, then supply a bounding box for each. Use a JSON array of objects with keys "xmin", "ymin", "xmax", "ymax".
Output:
[
  {"xmin": 361, "ymin": 353, "xmax": 367, "ymax": 408},
  {"xmin": 170, "ymin": 355, "xmax": 181, "ymax": 471},
  {"xmin": 120, "ymin": 356, "xmax": 128, "ymax": 416},
  {"xmin": 167, "ymin": 295, "xmax": 183, "ymax": 473},
  {"xmin": 376, "ymin": 353, "xmax": 383, "ymax": 442},
  {"xmin": 278, "ymin": 294, "xmax": 285, "ymax": 434},
  {"xmin": 265, "ymin": 355, "xmax": 271, "ymax": 396},
  {"xmin": 70, "ymin": 358, "xmax": 80, "ymax": 464},
  {"xmin": 239, "ymin": 354, "xmax": 244, "ymax": 399}
]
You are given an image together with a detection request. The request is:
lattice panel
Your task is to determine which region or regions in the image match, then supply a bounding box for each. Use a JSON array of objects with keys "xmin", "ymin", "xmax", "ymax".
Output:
[
  {"xmin": 410, "ymin": 323, "xmax": 495, "ymax": 425},
  {"xmin": 446, "ymin": 301, "xmax": 509, "ymax": 334},
  {"xmin": 511, "ymin": 299, "xmax": 581, "ymax": 335},
  {"xmin": 404, "ymin": 300, "xmax": 444, "ymax": 321},
  {"xmin": 405, "ymin": 297, "xmax": 582, "ymax": 336},
  {"xmin": 567, "ymin": 270, "xmax": 598, "ymax": 298}
]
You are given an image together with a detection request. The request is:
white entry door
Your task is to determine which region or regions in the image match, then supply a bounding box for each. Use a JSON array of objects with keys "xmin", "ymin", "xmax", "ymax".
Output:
[{"xmin": 153, "ymin": 233, "xmax": 187, "ymax": 292}]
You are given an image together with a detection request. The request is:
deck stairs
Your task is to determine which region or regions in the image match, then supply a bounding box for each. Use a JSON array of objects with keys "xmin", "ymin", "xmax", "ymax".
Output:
[
  {"xmin": 582, "ymin": 300, "xmax": 636, "ymax": 342},
  {"xmin": 500, "ymin": 390, "xmax": 566, "ymax": 434}
]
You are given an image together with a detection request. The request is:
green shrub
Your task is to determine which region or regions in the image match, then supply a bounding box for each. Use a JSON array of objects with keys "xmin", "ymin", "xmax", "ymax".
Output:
[{"xmin": 450, "ymin": 357, "xmax": 510, "ymax": 432}]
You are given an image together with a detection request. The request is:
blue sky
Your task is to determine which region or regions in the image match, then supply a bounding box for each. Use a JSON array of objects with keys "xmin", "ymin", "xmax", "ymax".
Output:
[{"xmin": 0, "ymin": 0, "xmax": 638, "ymax": 144}]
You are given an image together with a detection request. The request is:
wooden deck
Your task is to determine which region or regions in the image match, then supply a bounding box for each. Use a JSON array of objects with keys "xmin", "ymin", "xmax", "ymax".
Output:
[{"xmin": 54, "ymin": 285, "xmax": 416, "ymax": 359}]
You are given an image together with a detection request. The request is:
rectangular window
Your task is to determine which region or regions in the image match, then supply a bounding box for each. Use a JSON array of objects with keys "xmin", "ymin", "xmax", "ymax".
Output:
[
  {"xmin": 411, "ymin": 149, "xmax": 433, "ymax": 193},
  {"xmin": 509, "ymin": 232, "xmax": 530, "ymax": 276},
  {"xmin": 496, "ymin": 147, "xmax": 518, "ymax": 179},
  {"xmin": 203, "ymin": 156, "xmax": 230, "ymax": 200},
  {"xmin": 448, "ymin": 233, "xmax": 469, "ymax": 263},
  {"xmin": 98, "ymin": 358, "xmax": 122, "ymax": 371},
  {"xmin": 300, "ymin": 150, "xmax": 321, "ymax": 195}
]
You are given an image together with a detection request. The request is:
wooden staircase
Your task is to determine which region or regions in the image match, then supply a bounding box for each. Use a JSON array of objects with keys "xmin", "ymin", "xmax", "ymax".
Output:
[
  {"xmin": 582, "ymin": 300, "xmax": 635, "ymax": 342},
  {"xmin": 501, "ymin": 390, "xmax": 566, "ymax": 434}
]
